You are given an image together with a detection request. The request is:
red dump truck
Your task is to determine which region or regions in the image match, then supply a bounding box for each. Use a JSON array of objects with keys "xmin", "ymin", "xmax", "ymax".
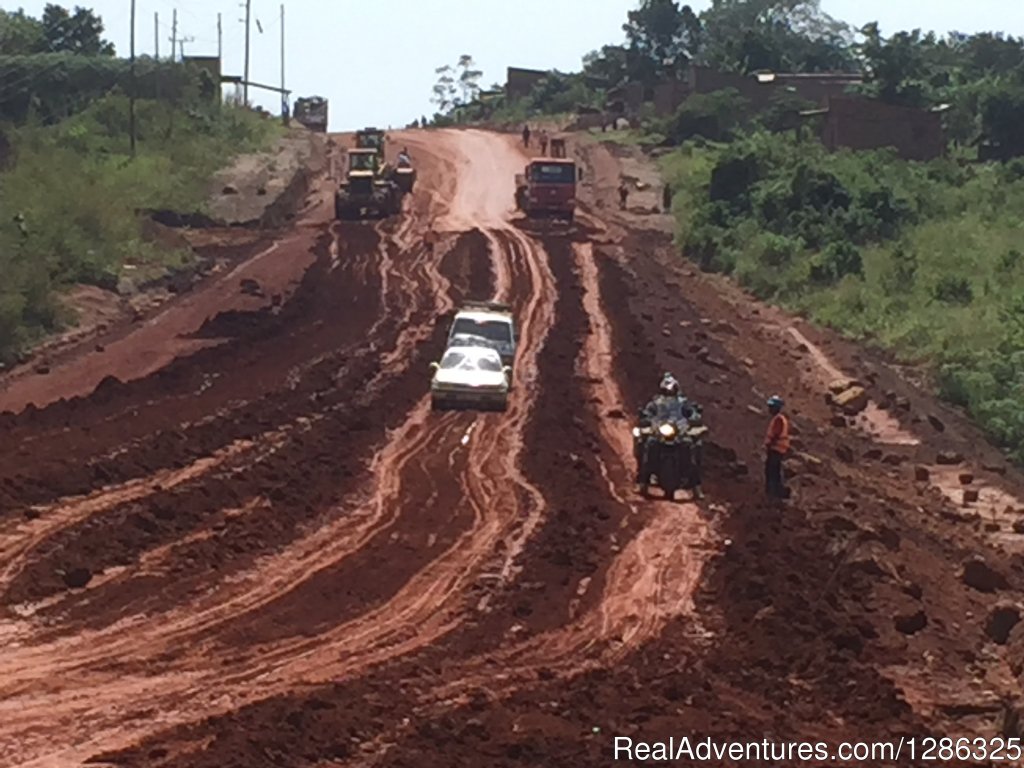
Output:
[{"xmin": 514, "ymin": 158, "xmax": 579, "ymax": 223}]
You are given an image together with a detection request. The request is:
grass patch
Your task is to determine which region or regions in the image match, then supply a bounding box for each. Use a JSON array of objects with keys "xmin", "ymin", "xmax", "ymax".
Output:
[{"xmin": 0, "ymin": 95, "xmax": 282, "ymax": 363}]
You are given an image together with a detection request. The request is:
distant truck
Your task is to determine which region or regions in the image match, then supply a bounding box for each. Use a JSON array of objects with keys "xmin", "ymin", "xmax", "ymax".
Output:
[
  {"xmin": 334, "ymin": 148, "xmax": 401, "ymax": 219},
  {"xmin": 293, "ymin": 96, "xmax": 328, "ymax": 132},
  {"xmin": 515, "ymin": 158, "xmax": 579, "ymax": 223}
]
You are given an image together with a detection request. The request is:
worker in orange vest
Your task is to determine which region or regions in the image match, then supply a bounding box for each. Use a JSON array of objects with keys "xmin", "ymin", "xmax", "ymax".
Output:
[{"xmin": 764, "ymin": 395, "xmax": 790, "ymax": 500}]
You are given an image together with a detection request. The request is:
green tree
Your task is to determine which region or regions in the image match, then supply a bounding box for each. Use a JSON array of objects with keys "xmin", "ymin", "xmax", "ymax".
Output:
[
  {"xmin": 40, "ymin": 4, "xmax": 114, "ymax": 56},
  {"xmin": 699, "ymin": 0, "xmax": 854, "ymax": 73},
  {"xmin": 582, "ymin": 44, "xmax": 629, "ymax": 87},
  {"xmin": 431, "ymin": 65, "xmax": 456, "ymax": 112},
  {"xmin": 622, "ymin": 0, "xmax": 703, "ymax": 83},
  {"xmin": 0, "ymin": 8, "xmax": 44, "ymax": 54},
  {"xmin": 456, "ymin": 54, "xmax": 483, "ymax": 105},
  {"xmin": 980, "ymin": 81, "xmax": 1024, "ymax": 157}
]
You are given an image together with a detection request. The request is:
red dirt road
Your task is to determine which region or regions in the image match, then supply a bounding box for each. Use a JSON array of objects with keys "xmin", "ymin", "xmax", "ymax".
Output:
[{"xmin": 1, "ymin": 129, "xmax": 1023, "ymax": 767}]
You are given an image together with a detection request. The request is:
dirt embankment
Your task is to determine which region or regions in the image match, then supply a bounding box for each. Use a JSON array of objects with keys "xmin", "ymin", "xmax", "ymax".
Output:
[
  {"xmin": 0, "ymin": 130, "xmax": 331, "ymax": 413},
  {"xmin": 207, "ymin": 128, "xmax": 327, "ymax": 227}
]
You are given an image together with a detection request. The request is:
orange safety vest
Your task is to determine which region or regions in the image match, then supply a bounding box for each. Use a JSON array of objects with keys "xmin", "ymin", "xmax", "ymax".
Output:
[{"xmin": 765, "ymin": 413, "xmax": 791, "ymax": 454}]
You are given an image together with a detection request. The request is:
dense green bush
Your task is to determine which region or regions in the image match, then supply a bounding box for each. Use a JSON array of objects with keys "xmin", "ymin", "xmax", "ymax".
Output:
[
  {"xmin": 663, "ymin": 131, "xmax": 1024, "ymax": 462},
  {"xmin": 0, "ymin": 54, "xmax": 196, "ymax": 124},
  {"xmin": 662, "ymin": 88, "xmax": 749, "ymax": 144}
]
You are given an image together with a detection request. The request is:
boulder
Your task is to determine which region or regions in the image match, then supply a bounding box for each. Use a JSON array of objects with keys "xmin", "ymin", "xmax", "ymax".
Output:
[
  {"xmin": 828, "ymin": 378, "xmax": 861, "ymax": 394},
  {"xmin": 927, "ymin": 414, "xmax": 946, "ymax": 432},
  {"xmin": 936, "ymin": 451, "xmax": 964, "ymax": 465},
  {"xmin": 832, "ymin": 386, "xmax": 869, "ymax": 414},
  {"xmin": 835, "ymin": 445, "xmax": 855, "ymax": 463},
  {"xmin": 963, "ymin": 489, "xmax": 980, "ymax": 505},
  {"xmin": 914, "ymin": 466, "xmax": 930, "ymax": 482},
  {"xmin": 958, "ymin": 473, "xmax": 975, "ymax": 485}
]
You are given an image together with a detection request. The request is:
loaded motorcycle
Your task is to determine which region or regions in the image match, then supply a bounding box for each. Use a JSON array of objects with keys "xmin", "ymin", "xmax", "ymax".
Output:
[{"xmin": 632, "ymin": 402, "xmax": 707, "ymax": 501}]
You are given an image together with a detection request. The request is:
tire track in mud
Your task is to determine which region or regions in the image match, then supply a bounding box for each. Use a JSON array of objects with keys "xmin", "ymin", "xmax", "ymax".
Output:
[
  {"xmin": 98, "ymin": 216, "xmax": 712, "ymax": 768},
  {"xmin": 0, "ymin": 130, "xmax": 569, "ymax": 767},
  {"xmin": 333, "ymin": 241, "xmax": 713, "ymax": 766},
  {"xmin": 0, "ymin": 161, "xmax": 466, "ymax": 623}
]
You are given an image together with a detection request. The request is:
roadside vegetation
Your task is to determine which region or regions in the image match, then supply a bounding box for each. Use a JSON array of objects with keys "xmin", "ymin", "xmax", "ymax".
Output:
[
  {"xmin": 431, "ymin": 0, "xmax": 1024, "ymax": 462},
  {"xmin": 0, "ymin": 5, "xmax": 282, "ymax": 364}
]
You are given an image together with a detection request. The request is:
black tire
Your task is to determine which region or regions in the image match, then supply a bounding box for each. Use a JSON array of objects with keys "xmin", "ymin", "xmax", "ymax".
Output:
[{"xmin": 660, "ymin": 449, "xmax": 682, "ymax": 500}]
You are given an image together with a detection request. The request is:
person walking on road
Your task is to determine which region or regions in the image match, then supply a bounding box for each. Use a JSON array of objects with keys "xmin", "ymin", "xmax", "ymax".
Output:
[
  {"xmin": 662, "ymin": 183, "xmax": 672, "ymax": 213},
  {"xmin": 618, "ymin": 179, "xmax": 630, "ymax": 211},
  {"xmin": 522, "ymin": 124, "xmax": 531, "ymax": 148},
  {"xmin": 764, "ymin": 395, "xmax": 791, "ymax": 500},
  {"xmin": 539, "ymin": 129, "xmax": 549, "ymax": 155}
]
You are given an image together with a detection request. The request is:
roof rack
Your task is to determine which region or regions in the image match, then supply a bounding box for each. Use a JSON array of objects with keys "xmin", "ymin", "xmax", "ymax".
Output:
[
  {"xmin": 447, "ymin": 333, "xmax": 503, "ymax": 350},
  {"xmin": 460, "ymin": 300, "xmax": 512, "ymax": 313}
]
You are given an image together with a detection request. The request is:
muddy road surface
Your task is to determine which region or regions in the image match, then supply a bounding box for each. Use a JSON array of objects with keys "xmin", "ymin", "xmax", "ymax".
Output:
[{"xmin": 2, "ymin": 129, "xmax": 1024, "ymax": 767}]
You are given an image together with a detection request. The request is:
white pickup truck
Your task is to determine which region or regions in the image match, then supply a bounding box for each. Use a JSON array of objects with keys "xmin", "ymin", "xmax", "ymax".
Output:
[{"xmin": 444, "ymin": 301, "xmax": 517, "ymax": 373}]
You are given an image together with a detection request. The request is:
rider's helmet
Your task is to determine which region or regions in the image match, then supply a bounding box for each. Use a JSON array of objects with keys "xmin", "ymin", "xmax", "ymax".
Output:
[
  {"xmin": 659, "ymin": 373, "xmax": 680, "ymax": 397},
  {"xmin": 767, "ymin": 395, "xmax": 784, "ymax": 412}
]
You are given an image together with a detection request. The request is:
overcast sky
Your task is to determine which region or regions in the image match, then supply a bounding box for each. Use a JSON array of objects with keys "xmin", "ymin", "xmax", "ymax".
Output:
[{"xmin": 7, "ymin": 0, "xmax": 1024, "ymax": 130}]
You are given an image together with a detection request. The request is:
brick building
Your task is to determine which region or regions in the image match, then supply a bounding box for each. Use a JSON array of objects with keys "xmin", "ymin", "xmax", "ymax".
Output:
[
  {"xmin": 818, "ymin": 96, "xmax": 945, "ymax": 161},
  {"xmin": 505, "ymin": 67, "xmax": 548, "ymax": 100},
  {"xmin": 653, "ymin": 66, "xmax": 863, "ymax": 116}
]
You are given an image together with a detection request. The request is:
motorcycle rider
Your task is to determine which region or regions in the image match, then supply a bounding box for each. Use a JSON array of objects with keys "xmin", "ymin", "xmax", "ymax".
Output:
[
  {"xmin": 636, "ymin": 373, "xmax": 705, "ymax": 499},
  {"xmin": 397, "ymin": 147, "xmax": 412, "ymax": 167}
]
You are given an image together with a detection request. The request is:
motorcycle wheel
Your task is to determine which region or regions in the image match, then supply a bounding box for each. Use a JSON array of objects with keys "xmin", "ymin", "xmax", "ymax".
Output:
[{"xmin": 659, "ymin": 450, "xmax": 682, "ymax": 501}]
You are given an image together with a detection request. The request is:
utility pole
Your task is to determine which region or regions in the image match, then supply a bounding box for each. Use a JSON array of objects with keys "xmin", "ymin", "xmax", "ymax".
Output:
[
  {"xmin": 170, "ymin": 9, "xmax": 177, "ymax": 63},
  {"xmin": 280, "ymin": 4, "xmax": 286, "ymax": 118},
  {"xmin": 154, "ymin": 11, "xmax": 161, "ymax": 102},
  {"xmin": 129, "ymin": 0, "xmax": 137, "ymax": 158},
  {"xmin": 243, "ymin": 0, "xmax": 252, "ymax": 104},
  {"xmin": 217, "ymin": 13, "xmax": 223, "ymax": 61},
  {"xmin": 179, "ymin": 35, "xmax": 193, "ymax": 61}
]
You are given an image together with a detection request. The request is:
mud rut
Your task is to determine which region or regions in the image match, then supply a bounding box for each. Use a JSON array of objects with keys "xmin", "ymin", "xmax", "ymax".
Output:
[{"xmin": 0, "ymin": 130, "xmax": 708, "ymax": 766}]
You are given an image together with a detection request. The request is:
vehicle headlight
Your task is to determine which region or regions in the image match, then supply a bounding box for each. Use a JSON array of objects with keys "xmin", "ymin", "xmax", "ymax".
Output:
[
  {"xmin": 631, "ymin": 427, "xmax": 641, "ymax": 438},
  {"xmin": 658, "ymin": 423, "xmax": 677, "ymax": 438}
]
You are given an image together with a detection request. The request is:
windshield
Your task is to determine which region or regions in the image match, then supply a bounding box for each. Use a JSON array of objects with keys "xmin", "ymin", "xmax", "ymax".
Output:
[
  {"xmin": 358, "ymin": 134, "xmax": 382, "ymax": 149},
  {"xmin": 451, "ymin": 318, "xmax": 512, "ymax": 344},
  {"xmin": 529, "ymin": 163, "xmax": 576, "ymax": 184},
  {"xmin": 439, "ymin": 349, "xmax": 503, "ymax": 372},
  {"xmin": 349, "ymin": 153, "xmax": 376, "ymax": 171}
]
